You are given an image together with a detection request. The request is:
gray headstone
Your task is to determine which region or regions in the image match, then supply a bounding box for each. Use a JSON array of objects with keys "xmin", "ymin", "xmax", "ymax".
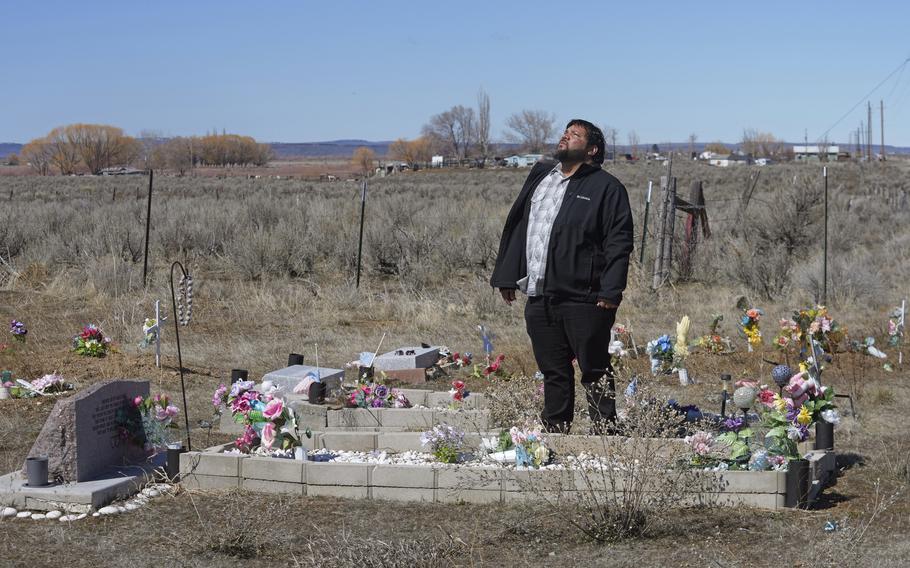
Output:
[
  {"xmin": 261, "ymin": 365, "xmax": 343, "ymax": 395},
  {"xmin": 372, "ymin": 347, "xmax": 439, "ymax": 371},
  {"xmin": 22, "ymin": 379, "xmax": 150, "ymax": 482}
]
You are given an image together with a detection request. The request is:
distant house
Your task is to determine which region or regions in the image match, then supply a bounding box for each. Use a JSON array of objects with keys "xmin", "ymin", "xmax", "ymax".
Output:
[
  {"xmin": 793, "ymin": 145, "xmax": 840, "ymax": 162},
  {"xmin": 504, "ymin": 154, "xmax": 544, "ymax": 167},
  {"xmin": 707, "ymin": 154, "xmax": 750, "ymax": 167},
  {"xmin": 431, "ymin": 155, "xmax": 444, "ymax": 167}
]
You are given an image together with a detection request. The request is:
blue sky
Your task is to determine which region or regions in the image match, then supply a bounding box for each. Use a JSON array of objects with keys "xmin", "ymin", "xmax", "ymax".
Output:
[{"xmin": 3, "ymin": 1, "xmax": 910, "ymax": 145}]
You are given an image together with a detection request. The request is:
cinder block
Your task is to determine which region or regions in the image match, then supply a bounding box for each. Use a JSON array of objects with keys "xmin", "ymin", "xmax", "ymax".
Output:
[
  {"xmin": 426, "ymin": 392, "xmax": 453, "ymax": 408},
  {"xmin": 307, "ymin": 485, "xmax": 369, "ymax": 499},
  {"xmin": 181, "ymin": 473, "xmax": 240, "ymax": 490},
  {"xmin": 502, "ymin": 490, "xmax": 574, "ymax": 504},
  {"xmin": 306, "ymin": 462, "xmax": 371, "ymax": 486},
  {"xmin": 372, "ymin": 487, "xmax": 434, "ymax": 503},
  {"xmin": 319, "ymin": 431, "xmax": 377, "ymax": 452},
  {"xmin": 686, "ymin": 491, "xmax": 784, "ymax": 509},
  {"xmin": 377, "ymin": 432, "xmax": 427, "ymax": 452},
  {"xmin": 437, "ymin": 466, "xmax": 501, "ymax": 490},
  {"xmin": 327, "ymin": 408, "xmax": 381, "ymax": 428},
  {"xmin": 436, "ymin": 488, "xmax": 501, "ymax": 504},
  {"xmin": 181, "ymin": 452, "xmax": 244, "ymax": 477},
  {"xmin": 502, "ymin": 469, "xmax": 574, "ymax": 492},
  {"xmin": 379, "ymin": 408, "xmax": 435, "ymax": 429},
  {"xmin": 242, "ymin": 457, "xmax": 305, "ymax": 483},
  {"xmin": 371, "ymin": 465, "xmax": 435, "ymax": 488},
  {"xmin": 241, "ymin": 478, "xmax": 304, "ymax": 495},
  {"xmin": 713, "ymin": 470, "xmax": 782, "ymax": 493},
  {"xmin": 435, "ymin": 409, "xmax": 490, "ymax": 432},
  {"xmin": 288, "ymin": 400, "xmax": 329, "ymax": 430},
  {"xmin": 397, "ymin": 389, "xmax": 428, "ymax": 407}
]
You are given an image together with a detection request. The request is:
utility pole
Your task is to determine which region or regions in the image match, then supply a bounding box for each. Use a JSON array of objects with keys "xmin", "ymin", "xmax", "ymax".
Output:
[
  {"xmin": 860, "ymin": 121, "xmax": 865, "ymax": 161},
  {"xmin": 880, "ymin": 99, "xmax": 885, "ymax": 161},
  {"xmin": 867, "ymin": 101, "xmax": 873, "ymax": 161}
]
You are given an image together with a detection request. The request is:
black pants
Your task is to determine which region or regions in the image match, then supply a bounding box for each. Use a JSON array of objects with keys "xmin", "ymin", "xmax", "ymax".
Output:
[{"xmin": 525, "ymin": 296, "xmax": 616, "ymax": 433}]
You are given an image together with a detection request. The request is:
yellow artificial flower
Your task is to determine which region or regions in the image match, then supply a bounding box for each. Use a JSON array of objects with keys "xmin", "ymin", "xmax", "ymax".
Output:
[
  {"xmin": 772, "ymin": 393, "xmax": 787, "ymax": 412},
  {"xmin": 797, "ymin": 406, "xmax": 812, "ymax": 426}
]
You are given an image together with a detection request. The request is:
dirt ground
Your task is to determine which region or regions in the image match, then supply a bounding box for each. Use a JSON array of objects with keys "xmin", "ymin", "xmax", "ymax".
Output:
[{"xmin": 1, "ymin": 301, "xmax": 908, "ymax": 567}]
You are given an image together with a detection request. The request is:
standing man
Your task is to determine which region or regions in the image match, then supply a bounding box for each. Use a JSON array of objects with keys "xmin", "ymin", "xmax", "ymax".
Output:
[{"xmin": 490, "ymin": 119, "xmax": 634, "ymax": 433}]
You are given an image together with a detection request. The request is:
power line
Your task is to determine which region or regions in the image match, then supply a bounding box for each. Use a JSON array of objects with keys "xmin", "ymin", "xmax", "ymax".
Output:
[{"xmin": 816, "ymin": 55, "xmax": 910, "ymax": 142}]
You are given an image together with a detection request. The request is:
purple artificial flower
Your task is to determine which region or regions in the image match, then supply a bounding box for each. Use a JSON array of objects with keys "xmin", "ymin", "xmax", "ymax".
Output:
[
  {"xmin": 373, "ymin": 385, "xmax": 389, "ymax": 399},
  {"xmin": 212, "ymin": 384, "xmax": 228, "ymax": 408},
  {"xmin": 722, "ymin": 416, "xmax": 745, "ymax": 432},
  {"xmin": 10, "ymin": 320, "xmax": 27, "ymax": 338},
  {"xmin": 370, "ymin": 397, "xmax": 385, "ymax": 408}
]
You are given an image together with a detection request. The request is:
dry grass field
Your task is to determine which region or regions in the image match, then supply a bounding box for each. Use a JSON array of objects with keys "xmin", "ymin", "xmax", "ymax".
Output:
[{"xmin": 0, "ymin": 160, "xmax": 908, "ymax": 567}]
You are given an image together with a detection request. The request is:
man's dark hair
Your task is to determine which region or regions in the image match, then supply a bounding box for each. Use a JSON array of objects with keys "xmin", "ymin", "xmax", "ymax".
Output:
[{"xmin": 567, "ymin": 119, "xmax": 606, "ymax": 165}]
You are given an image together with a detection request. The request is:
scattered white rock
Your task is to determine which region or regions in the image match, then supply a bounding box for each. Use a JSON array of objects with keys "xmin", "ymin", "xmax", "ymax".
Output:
[
  {"xmin": 98, "ymin": 506, "xmax": 119, "ymax": 515},
  {"xmin": 124, "ymin": 503, "xmax": 139, "ymax": 511},
  {"xmin": 92, "ymin": 512, "xmax": 100, "ymax": 517},
  {"xmin": 146, "ymin": 489, "xmax": 160, "ymax": 498},
  {"xmin": 45, "ymin": 510, "xmax": 62, "ymax": 519},
  {"xmin": 76, "ymin": 513, "xmax": 86, "ymax": 520},
  {"xmin": 60, "ymin": 514, "xmax": 78, "ymax": 522},
  {"xmin": 116, "ymin": 506, "xmax": 126, "ymax": 513},
  {"xmin": 30, "ymin": 513, "xmax": 46, "ymax": 520},
  {"xmin": 16, "ymin": 511, "xmax": 31, "ymax": 518},
  {"xmin": 1, "ymin": 507, "xmax": 16, "ymax": 517}
]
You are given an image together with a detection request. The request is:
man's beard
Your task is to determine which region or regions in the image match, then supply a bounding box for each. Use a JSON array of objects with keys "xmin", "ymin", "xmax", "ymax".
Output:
[{"xmin": 555, "ymin": 147, "xmax": 588, "ymax": 163}]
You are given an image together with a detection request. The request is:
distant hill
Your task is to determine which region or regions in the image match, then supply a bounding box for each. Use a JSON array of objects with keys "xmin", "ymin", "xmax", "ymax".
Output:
[
  {"xmin": 0, "ymin": 143, "xmax": 22, "ymax": 158},
  {"xmin": 2, "ymin": 139, "xmax": 908, "ymax": 160}
]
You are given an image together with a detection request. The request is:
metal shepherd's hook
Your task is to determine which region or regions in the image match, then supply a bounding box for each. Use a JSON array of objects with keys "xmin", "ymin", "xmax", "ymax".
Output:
[{"xmin": 169, "ymin": 261, "xmax": 194, "ymax": 450}]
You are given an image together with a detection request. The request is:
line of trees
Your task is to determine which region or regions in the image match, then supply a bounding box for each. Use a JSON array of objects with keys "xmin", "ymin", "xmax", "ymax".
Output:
[
  {"xmin": 390, "ymin": 89, "xmax": 562, "ymax": 165},
  {"xmin": 20, "ymin": 124, "xmax": 272, "ymax": 175}
]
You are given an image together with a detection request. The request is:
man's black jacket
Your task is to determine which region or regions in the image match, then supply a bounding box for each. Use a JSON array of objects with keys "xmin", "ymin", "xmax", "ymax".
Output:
[{"xmin": 489, "ymin": 161, "xmax": 634, "ymax": 306}]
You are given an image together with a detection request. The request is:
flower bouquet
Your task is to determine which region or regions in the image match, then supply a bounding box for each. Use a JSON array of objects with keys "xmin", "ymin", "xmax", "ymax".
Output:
[
  {"xmin": 775, "ymin": 305, "xmax": 845, "ymax": 353},
  {"xmin": 510, "ymin": 425, "xmax": 550, "ymax": 468},
  {"xmin": 10, "ymin": 320, "xmax": 27, "ymax": 342},
  {"xmin": 421, "ymin": 423, "xmax": 466, "ymax": 463},
  {"xmin": 695, "ymin": 314, "xmax": 734, "ymax": 354},
  {"xmin": 119, "ymin": 394, "xmax": 180, "ymax": 453},
  {"xmin": 213, "ymin": 381, "xmax": 302, "ymax": 453},
  {"xmin": 645, "ymin": 335, "xmax": 675, "ymax": 374},
  {"xmin": 472, "ymin": 353, "xmax": 507, "ymax": 379},
  {"xmin": 437, "ymin": 347, "xmax": 472, "ymax": 370},
  {"xmin": 448, "ymin": 379, "xmax": 469, "ymax": 408},
  {"xmin": 139, "ymin": 317, "xmax": 159, "ymax": 349},
  {"xmin": 347, "ymin": 382, "xmax": 411, "ymax": 409},
  {"xmin": 759, "ymin": 371, "xmax": 837, "ymax": 459},
  {"xmin": 740, "ymin": 308, "xmax": 763, "ymax": 351},
  {"xmin": 887, "ymin": 306, "xmax": 904, "ymax": 348},
  {"xmin": 72, "ymin": 324, "xmax": 112, "ymax": 357},
  {"xmin": 30, "ymin": 373, "xmax": 73, "ymax": 395}
]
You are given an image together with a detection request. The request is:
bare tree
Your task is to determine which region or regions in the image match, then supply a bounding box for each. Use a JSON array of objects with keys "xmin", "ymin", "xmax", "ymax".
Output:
[
  {"xmin": 627, "ymin": 130, "xmax": 640, "ymax": 158},
  {"xmin": 505, "ymin": 110, "xmax": 556, "ymax": 154},
  {"xmin": 476, "ymin": 89, "xmax": 491, "ymax": 165},
  {"xmin": 422, "ymin": 105, "xmax": 476, "ymax": 160},
  {"xmin": 741, "ymin": 129, "xmax": 784, "ymax": 158},
  {"xmin": 602, "ymin": 125, "xmax": 618, "ymax": 163},
  {"xmin": 20, "ymin": 138, "xmax": 53, "ymax": 175}
]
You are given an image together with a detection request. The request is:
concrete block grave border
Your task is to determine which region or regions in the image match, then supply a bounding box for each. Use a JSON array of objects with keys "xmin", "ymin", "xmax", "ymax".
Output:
[
  {"xmin": 220, "ymin": 390, "xmax": 489, "ymax": 435},
  {"xmin": 179, "ymin": 442, "xmax": 836, "ymax": 510}
]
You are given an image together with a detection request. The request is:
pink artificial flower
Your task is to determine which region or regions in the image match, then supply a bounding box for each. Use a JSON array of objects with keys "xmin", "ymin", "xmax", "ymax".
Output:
[
  {"xmin": 746, "ymin": 309, "xmax": 760, "ymax": 320},
  {"xmin": 757, "ymin": 389, "xmax": 776, "ymax": 408},
  {"xmin": 735, "ymin": 379, "xmax": 759, "ymax": 389},
  {"xmin": 230, "ymin": 397, "xmax": 251, "ymax": 414},
  {"xmin": 784, "ymin": 372, "xmax": 809, "ymax": 397},
  {"xmin": 212, "ymin": 384, "xmax": 227, "ymax": 408},
  {"xmin": 261, "ymin": 422, "xmax": 276, "ymax": 449},
  {"xmin": 821, "ymin": 318, "xmax": 832, "ymax": 333},
  {"xmin": 263, "ymin": 398, "xmax": 284, "ymax": 420},
  {"xmin": 133, "ymin": 395, "xmax": 144, "ymax": 407}
]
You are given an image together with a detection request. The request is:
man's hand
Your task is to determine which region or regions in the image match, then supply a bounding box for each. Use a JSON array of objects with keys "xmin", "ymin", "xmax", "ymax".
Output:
[
  {"xmin": 499, "ymin": 288, "xmax": 516, "ymax": 305},
  {"xmin": 596, "ymin": 300, "xmax": 618, "ymax": 309}
]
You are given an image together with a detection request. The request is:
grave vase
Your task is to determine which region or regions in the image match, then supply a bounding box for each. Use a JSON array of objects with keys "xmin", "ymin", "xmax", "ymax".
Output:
[
  {"xmin": 166, "ymin": 444, "xmax": 185, "ymax": 480},
  {"xmin": 815, "ymin": 421, "xmax": 834, "ymax": 451},
  {"xmin": 26, "ymin": 456, "xmax": 49, "ymax": 487},
  {"xmin": 784, "ymin": 458, "xmax": 810, "ymax": 508},
  {"xmin": 294, "ymin": 447, "xmax": 306, "ymax": 460}
]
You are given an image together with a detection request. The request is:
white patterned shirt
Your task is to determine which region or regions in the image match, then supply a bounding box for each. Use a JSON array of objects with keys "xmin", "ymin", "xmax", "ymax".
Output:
[{"xmin": 524, "ymin": 164, "xmax": 570, "ymax": 296}]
